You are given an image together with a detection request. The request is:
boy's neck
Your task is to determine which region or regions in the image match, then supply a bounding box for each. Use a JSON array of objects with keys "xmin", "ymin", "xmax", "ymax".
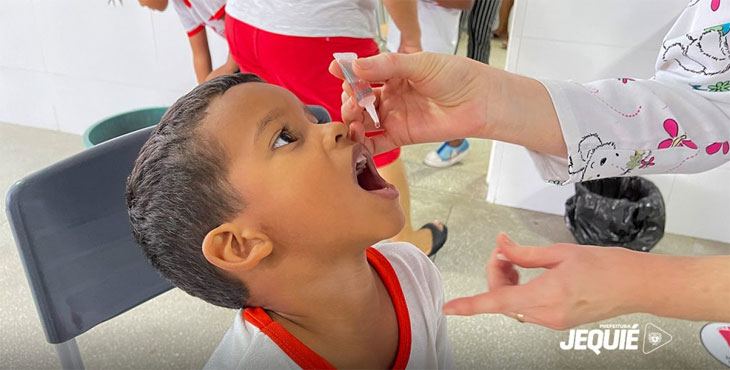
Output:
[{"xmin": 262, "ymin": 247, "xmax": 399, "ymax": 368}]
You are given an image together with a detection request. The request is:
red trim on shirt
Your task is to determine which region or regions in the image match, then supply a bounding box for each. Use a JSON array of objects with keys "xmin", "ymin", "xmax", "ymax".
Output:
[
  {"xmin": 244, "ymin": 308, "xmax": 335, "ymax": 369},
  {"xmin": 366, "ymin": 247, "xmax": 412, "ymax": 370},
  {"xmin": 186, "ymin": 24, "xmax": 204, "ymax": 37},
  {"xmin": 209, "ymin": 5, "xmax": 225, "ymax": 21},
  {"xmin": 182, "ymin": 0, "xmax": 192, "ymax": 7},
  {"xmin": 243, "ymin": 247, "xmax": 412, "ymax": 369}
]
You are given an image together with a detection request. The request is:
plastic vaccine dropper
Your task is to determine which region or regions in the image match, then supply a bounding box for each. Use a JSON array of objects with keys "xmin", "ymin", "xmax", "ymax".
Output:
[{"xmin": 333, "ymin": 52, "xmax": 380, "ymax": 128}]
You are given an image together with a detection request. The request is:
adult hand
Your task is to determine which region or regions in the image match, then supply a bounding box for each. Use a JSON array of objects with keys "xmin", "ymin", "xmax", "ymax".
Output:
[
  {"xmin": 329, "ymin": 52, "xmax": 495, "ymax": 155},
  {"xmin": 329, "ymin": 52, "xmax": 568, "ymax": 157},
  {"xmin": 442, "ymin": 233, "xmax": 646, "ymax": 330}
]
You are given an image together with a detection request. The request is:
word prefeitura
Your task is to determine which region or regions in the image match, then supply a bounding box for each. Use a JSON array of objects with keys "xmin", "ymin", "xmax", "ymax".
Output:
[{"xmin": 560, "ymin": 328, "xmax": 640, "ymax": 355}]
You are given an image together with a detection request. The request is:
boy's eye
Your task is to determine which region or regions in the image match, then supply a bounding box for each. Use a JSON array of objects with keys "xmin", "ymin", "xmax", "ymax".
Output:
[{"xmin": 273, "ymin": 128, "xmax": 297, "ymax": 149}]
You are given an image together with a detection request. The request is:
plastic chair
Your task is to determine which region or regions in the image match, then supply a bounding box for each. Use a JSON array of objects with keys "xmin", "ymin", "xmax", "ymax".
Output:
[{"xmin": 5, "ymin": 105, "xmax": 330, "ymax": 370}]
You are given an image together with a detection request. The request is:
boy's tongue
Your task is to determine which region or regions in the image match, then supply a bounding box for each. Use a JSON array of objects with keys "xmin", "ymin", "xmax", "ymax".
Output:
[{"xmin": 354, "ymin": 150, "xmax": 399, "ymax": 200}]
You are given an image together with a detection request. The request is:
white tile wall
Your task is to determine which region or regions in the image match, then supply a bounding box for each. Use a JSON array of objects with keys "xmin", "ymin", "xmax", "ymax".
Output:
[
  {"xmin": 521, "ymin": 0, "xmax": 683, "ymax": 48},
  {"xmin": 512, "ymin": 38, "xmax": 660, "ymax": 81},
  {"xmin": 35, "ymin": 2, "xmax": 160, "ymax": 87},
  {"xmin": 665, "ymin": 172, "xmax": 730, "ymax": 243},
  {"xmin": 487, "ymin": 0, "xmax": 730, "ymax": 243},
  {"xmin": 1, "ymin": 0, "xmax": 228, "ymax": 134},
  {"xmin": 51, "ymin": 75, "xmax": 167, "ymax": 135},
  {"xmin": 0, "ymin": 68, "xmax": 58, "ymax": 131},
  {"xmin": 486, "ymin": 143, "xmax": 575, "ymax": 215},
  {"xmin": 0, "ymin": 1, "xmax": 46, "ymax": 72}
]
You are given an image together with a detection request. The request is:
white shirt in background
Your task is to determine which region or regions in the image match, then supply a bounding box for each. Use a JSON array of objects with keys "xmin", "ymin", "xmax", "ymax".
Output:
[
  {"xmin": 224, "ymin": 0, "xmax": 379, "ymax": 39},
  {"xmin": 531, "ymin": 0, "xmax": 730, "ymax": 184},
  {"xmin": 204, "ymin": 242, "xmax": 453, "ymax": 369},
  {"xmin": 387, "ymin": 0, "xmax": 461, "ymax": 54},
  {"xmin": 171, "ymin": 0, "xmax": 227, "ymax": 37}
]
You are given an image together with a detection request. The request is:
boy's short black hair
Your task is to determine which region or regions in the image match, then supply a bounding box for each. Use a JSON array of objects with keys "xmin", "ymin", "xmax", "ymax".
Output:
[{"xmin": 126, "ymin": 73, "xmax": 264, "ymax": 309}]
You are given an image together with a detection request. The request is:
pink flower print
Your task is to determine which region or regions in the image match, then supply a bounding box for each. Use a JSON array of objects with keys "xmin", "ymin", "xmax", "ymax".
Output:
[
  {"xmin": 618, "ymin": 78, "xmax": 635, "ymax": 84},
  {"xmin": 711, "ymin": 0, "xmax": 720, "ymax": 11},
  {"xmin": 640, "ymin": 156, "xmax": 655, "ymax": 168},
  {"xmin": 706, "ymin": 141, "xmax": 730, "ymax": 155},
  {"xmin": 658, "ymin": 119, "xmax": 698, "ymax": 149}
]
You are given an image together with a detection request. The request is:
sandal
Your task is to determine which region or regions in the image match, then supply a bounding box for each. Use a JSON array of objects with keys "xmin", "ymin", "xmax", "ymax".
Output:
[{"xmin": 420, "ymin": 222, "xmax": 448, "ymax": 257}]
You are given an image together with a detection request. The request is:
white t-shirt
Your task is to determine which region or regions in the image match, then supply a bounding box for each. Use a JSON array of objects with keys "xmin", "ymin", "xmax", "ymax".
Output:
[
  {"xmin": 387, "ymin": 0, "xmax": 461, "ymax": 55},
  {"xmin": 530, "ymin": 0, "xmax": 730, "ymax": 184},
  {"xmin": 224, "ymin": 0, "xmax": 378, "ymax": 39},
  {"xmin": 204, "ymin": 242, "xmax": 452, "ymax": 369},
  {"xmin": 171, "ymin": 0, "xmax": 226, "ymax": 37}
]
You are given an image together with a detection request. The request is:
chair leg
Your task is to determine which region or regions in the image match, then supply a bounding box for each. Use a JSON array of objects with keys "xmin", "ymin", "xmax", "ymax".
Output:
[{"xmin": 54, "ymin": 338, "xmax": 85, "ymax": 370}]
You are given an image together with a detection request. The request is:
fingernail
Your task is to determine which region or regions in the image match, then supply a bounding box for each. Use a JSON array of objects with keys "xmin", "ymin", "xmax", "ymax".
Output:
[
  {"xmin": 496, "ymin": 253, "xmax": 510, "ymax": 261},
  {"xmin": 355, "ymin": 58, "xmax": 372, "ymax": 69}
]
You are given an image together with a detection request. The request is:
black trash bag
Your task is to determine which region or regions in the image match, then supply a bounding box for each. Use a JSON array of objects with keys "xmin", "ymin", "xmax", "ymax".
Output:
[{"xmin": 565, "ymin": 177, "xmax": 665, "ymax": 252}]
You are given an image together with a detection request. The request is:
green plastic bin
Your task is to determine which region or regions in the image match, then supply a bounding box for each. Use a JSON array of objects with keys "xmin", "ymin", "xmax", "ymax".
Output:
[{"xmin": 83, "ymin": 107, "xmax": 168, "ymax": 148}]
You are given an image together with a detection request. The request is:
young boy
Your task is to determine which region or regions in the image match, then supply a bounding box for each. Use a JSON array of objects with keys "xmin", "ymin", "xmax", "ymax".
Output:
[
  {"xmin": 125, "ymin": 73, "xmax": 452, "ymax": 369},
  {"xmin": 138, "ymin": 0, "xmax": 238, "ymax": 83}
]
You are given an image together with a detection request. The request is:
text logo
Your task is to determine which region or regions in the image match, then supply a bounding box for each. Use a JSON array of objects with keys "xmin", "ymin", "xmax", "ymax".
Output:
[{"xmin": 560, "ymin": 323, "xmax": 672, "ymax": 355}]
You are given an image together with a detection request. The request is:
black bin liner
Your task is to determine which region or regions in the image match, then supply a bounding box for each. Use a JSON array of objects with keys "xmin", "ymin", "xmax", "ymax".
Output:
[{"xmin": 565, "ymin": 177, "xmax": 665, "ymax": 251}]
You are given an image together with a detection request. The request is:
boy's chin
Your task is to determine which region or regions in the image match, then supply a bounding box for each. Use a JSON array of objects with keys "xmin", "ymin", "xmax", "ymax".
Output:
[{"xmin": 371, "ymin": 211, "xmax": 406, "ymax": 241}]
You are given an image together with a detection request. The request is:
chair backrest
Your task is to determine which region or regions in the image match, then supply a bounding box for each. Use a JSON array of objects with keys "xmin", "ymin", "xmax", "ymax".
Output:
[
  {"xmin": 5, "ymin": 105, "xmax": 330, "ymax": 345},
  {"xmin": 5, "ymin": 126, "xmax": 172, "ymax": 344},
  {"xmin": 308, "ymin": 104, "xmax": 331, "ymax": 124}
]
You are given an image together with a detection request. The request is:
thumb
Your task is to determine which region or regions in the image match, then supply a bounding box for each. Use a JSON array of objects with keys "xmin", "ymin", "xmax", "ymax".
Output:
[
  {"xmin": 353, "ymin": 52, "xmax": 429, "ymax": 83},
  {"xmin": 497, "ymin": 233, "xmax": 564, "ymax": 269}
]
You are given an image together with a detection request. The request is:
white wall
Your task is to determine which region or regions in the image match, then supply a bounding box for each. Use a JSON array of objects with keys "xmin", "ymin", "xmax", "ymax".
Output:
[
  {"xmin": 486, "ymin": 0, "xmax": 730, "ymax": 243},
  {"xmin": 0, "ymin": 0, "xmax": 229, "ymax": 135}
]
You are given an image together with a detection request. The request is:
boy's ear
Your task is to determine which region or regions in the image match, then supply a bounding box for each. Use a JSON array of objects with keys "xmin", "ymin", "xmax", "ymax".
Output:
[{"xmin": 201, "ymin": 223, "xmax": 273, "ymax": 272}]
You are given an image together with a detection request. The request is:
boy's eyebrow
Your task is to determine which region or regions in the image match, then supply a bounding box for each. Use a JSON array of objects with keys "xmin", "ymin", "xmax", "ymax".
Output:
[{"xmin": 255, "ymin": 107, "xmax": 286, "ymax": 142}]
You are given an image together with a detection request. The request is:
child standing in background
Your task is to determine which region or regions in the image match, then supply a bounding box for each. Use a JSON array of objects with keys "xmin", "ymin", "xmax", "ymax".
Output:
[
  {"xmin": 386, "ymin": 0, "xmax": 470, "ymax": 55},
  {"xmin": 138, "ymin": 0, "xmax": 238, "ymax": 83},
  {"xmin": 420, "ymin": 0, "xmax": 502, "ymax": 168}
]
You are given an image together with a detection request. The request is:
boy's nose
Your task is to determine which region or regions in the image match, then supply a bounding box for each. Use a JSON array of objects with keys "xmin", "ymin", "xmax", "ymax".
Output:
[{"xmin": 322, "ymin": 122, "xmax": 349, "ymax": 150}]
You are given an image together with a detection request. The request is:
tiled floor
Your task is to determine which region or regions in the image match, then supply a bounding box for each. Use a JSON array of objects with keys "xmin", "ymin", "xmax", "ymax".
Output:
[{"xmin": 1, "ymin": 40, "xmax": 727, "ymax": 369}]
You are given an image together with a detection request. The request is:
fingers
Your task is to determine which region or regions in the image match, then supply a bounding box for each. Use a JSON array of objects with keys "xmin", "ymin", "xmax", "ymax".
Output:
[
  {"xmin": 496, "ymin": 233, "xmax": 565, "ymax": 269},
  {"xmin": 442, "ymin": 283, "xmax": 536, "ymax": 316},
  {"xmin": 328, "ymin": 60, "xmax": 344, "ymax": 80},
  {"xmin": 341, "ymin": 96, "xmax": 366, "ymax": 126},
  {"xmin": 347, "ymin": 121, "xmax": 365, "ymax": 144},
  {"xmin": 486, "ymin": 247, "xmax": 519, "ymax": 291},
  {"xmin": 352, "ymin": 52, "xmax": 428, "ymax": 84},
  {"xmin": 365, "ymin": 133, "xmax": 398, "ymax": 155}
]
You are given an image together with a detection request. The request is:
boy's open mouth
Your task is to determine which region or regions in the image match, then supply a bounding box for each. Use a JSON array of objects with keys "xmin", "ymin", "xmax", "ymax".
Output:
[{"xmin": 352, "ymin": 144, "xmax": 399, "ymax": 200}]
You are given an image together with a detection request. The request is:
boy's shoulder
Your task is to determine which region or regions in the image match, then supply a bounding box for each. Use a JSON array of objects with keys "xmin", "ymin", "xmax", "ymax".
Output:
[
  {"xmin": 371, "ymin": 241, "xmax": 444, "ymax": 302},
  {"xmin": 204, "ymin": 310, "xmax": 300, "ymax": 370},
  {"xmin": 372, "ymin": 240, "xmax": 431, "ymax": 262}
]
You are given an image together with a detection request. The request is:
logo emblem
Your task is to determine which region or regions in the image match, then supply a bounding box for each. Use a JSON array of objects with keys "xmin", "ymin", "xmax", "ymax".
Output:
[
  {"xmin": 700, "ymin": 323, "xmax": 730, "ymax": 367},
  {"xmin": 643, "ymin": 323, "xmax": 672, "ymax": 354}
]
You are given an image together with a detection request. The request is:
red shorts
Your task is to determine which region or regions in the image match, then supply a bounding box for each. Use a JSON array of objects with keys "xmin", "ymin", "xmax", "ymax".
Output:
[{"xmin": 225, "ymin": 15, "xmax": 400, "ymax": 167}]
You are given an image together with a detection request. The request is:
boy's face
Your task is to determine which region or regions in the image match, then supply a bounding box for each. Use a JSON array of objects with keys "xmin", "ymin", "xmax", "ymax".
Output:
[{"xmin": 203, "ymin": 83, "xmax": 404, "ymax": 256}]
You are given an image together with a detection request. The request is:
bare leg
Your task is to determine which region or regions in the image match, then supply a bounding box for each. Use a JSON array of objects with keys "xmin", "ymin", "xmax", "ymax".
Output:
[
  {"xmin": 494, "ymin": 0, "xmax": 514, "ymax": 38},
  {"xmin": 377, "ymin": 157, "xmax": 444, "ymax": 254}
]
